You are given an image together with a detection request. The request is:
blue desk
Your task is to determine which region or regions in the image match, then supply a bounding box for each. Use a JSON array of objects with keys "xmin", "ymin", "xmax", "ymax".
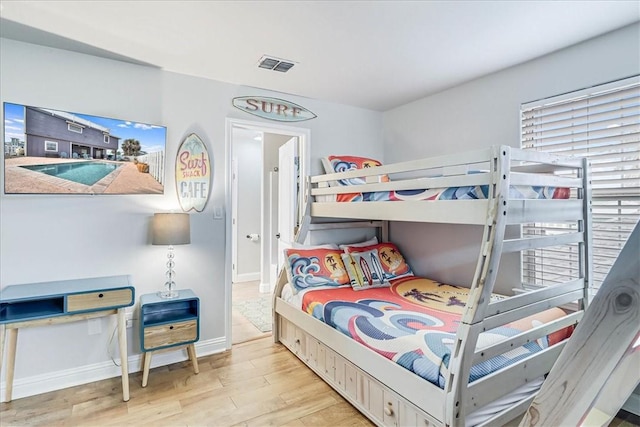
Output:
[{"xmin": 0, "ymin": 275, "xmax": 134, "ymax": 402}]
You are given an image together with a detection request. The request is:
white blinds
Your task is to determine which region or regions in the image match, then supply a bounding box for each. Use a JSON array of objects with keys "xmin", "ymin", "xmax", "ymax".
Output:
[{"xmin": 521, "ymin": 76, "xmax": 640, "ymax": 291}]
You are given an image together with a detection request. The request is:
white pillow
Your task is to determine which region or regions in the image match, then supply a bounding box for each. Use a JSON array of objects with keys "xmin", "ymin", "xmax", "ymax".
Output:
[
  {"xmin": 338, "ymin": 236, "xmax": 378, "ymax": 250},
  {"xmin": 291, "ymin": 242, "xmax": 339, "ymax": 249}
]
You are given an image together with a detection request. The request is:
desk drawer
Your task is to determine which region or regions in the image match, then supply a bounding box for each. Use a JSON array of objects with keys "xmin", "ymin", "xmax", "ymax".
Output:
[
  {"xmin": 67, "ymin": 289, "xmax": 133, "ymax": 312},
  {"xmin": 143, "ymin": 319, "xmax": 197, "ymax": 350}
]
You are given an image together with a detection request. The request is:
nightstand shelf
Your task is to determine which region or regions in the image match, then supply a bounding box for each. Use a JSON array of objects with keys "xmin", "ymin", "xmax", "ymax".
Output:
[
  {"xmin": 141, "ymin": 299, "xmax": 198, "ymax": 327},
  {"xmin": 139, "ymin": 289, "xmax": 200, "ymax": 387}
]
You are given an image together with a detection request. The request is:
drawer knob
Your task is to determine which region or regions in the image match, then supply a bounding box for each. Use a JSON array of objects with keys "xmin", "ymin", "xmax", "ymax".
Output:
[
  {"xmin": 169, "ymin": 325, "xmax": 174, "ymax": 330},
  {"xmin": 384, "ymin": 403, "xmax": 394, "ymax": 416},
  {"xmin": 98, "ymin": 293, "xmax": 104, "ymax": 298}
]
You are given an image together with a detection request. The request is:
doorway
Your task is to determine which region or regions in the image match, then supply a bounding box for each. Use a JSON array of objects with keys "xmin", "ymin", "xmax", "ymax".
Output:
[{"xmin": 225, "ymin": 118, "xmax": 310, "ymax": 347}]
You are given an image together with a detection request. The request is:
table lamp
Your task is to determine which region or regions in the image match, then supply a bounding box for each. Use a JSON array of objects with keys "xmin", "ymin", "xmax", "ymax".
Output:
[{"xmin": 152, "ymin": 212, "xmax": 191, "ymax": 299}]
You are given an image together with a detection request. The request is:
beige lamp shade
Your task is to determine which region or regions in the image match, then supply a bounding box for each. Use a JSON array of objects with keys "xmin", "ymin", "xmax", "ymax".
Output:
[{"xmin": 152, "ymin": 213, "xmax": 191, "ymax": 245}]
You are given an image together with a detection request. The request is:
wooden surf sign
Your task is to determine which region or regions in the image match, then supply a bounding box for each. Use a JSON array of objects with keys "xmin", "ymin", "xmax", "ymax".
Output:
[
  {"xmin": 232, "ymin": 96, "xmax": 316, "ymax": 122},
  {"xmin": 176, "ymin": 133, "xmax": 211, "ymax": 212}
]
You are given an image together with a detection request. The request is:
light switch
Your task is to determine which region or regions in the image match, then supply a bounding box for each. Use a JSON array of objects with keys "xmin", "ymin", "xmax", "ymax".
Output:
[{"xmin": 213, "ymin": 206, "xmax": 224, "ymax": 219}]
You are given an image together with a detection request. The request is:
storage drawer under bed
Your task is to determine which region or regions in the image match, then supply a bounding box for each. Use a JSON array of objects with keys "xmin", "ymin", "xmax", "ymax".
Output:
[{"xmin": 278, "ymin": 316, "xmax": 437, "ymax": 426}]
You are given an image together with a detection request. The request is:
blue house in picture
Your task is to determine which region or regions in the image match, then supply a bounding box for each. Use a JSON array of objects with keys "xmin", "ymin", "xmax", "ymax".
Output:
[{"xmin": 24, "ymin": 106, "xmax": 120, "ymax": 159}]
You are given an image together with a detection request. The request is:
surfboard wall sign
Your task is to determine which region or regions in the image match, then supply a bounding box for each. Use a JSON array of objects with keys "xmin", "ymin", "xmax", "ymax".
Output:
[
  {"xmin": 232, "ymin": 96, "xmax": 316, "ymax": 122},
  {"xmin": 176, "ymin": 133, "xmax": 211, "ymax": 212}
]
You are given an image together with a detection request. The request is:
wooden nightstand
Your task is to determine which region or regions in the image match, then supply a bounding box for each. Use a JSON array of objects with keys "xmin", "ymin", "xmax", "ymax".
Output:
[{"xmin": 139, "ymin": 289, "xmax": 200, "ymax": 387}]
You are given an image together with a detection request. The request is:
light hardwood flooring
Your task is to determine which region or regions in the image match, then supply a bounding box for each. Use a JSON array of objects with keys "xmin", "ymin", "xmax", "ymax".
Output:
[
  {"xmin": 1, "ymin": 336, "xmax": 638, "ymax": 426},
  {"xmin": 3, "ymin": 280, "xmax": 638, "ymax": 426},
  {"xmin": 232, "ymin": 281, "xmax": 272, "ymax": 344},
  {"xmin": 0, "ymin": 337, "xmax": 374, "ymax": 426}
]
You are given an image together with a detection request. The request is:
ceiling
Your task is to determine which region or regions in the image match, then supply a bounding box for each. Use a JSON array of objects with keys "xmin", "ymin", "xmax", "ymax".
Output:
[{"xmin": 1, "ymin": 1, "xmax": 638, "ymax": 112}]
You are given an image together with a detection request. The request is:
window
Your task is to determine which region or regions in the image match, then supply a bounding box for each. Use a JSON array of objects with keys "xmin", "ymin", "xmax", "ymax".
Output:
[
  {"xmin": 67, "ymin": 123, "xmax": 83, "ymax": 133},
  {"xmin": 44, "ymin": 141, "xmax": 58, "ymax": 152},
  {"xmin": 521, "ymin": 76, "xmax": 639, "ymax": 293},
  {"xmin": 104, "ymin": 134, "xmax": 110, "ymax": 143}
]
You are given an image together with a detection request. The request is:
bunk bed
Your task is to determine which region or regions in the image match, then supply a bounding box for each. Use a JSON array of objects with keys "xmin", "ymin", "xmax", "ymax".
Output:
[{"xmin": 272, "ymin": 145, "xmax": 592, "ymax": 427}]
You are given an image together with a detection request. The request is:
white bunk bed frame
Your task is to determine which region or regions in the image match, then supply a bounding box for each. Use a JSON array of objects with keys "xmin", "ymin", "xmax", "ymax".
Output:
[{"xmin": 273, "ymin": 145, "xmax": 592, "ymax": 427}]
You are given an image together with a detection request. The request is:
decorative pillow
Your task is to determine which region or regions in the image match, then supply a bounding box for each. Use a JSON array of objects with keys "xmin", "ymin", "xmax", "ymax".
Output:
[
  {"xmin": 343, "ymin": 242, "xmax": 414, "ymax": 281},
  {"xmin": 321, "ymin": 155, "xmax": 389, "ymax": 186},
  {"xmin": 341, "ymin": 250, "xmax": 389, "ymax": 291},
  {"xmin": 338, "ymin": 236, "xmax": 378, "ymax": 250},
  {"xmin": 284, "ymin": 247, "xmax": 350, "ymax": 293}
]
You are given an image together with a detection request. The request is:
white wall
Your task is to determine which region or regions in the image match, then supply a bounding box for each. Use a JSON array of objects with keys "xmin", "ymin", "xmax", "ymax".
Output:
[
  {"xmin": 382, "ymin": 23, "xmax": 640, "ymax": 294},
  {"xmin": 0, "ymin": 37, "xmax": 383, "ymax": 399}
]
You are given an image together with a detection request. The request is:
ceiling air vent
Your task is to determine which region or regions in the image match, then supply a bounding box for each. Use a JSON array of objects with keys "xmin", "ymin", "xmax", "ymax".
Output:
[{"xmin": 258, "ymin": 55, "xmax": 296, "ymax": 73}]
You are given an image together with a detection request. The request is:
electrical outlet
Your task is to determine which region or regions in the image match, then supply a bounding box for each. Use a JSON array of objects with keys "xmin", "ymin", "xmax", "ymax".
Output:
[
  {"xmin": 125, "ymin": 311, "xmax": 134, "ymax": 328},
  {"xmin": 88, "ymin": 318, "xmax": 102, "ymax": 335}
]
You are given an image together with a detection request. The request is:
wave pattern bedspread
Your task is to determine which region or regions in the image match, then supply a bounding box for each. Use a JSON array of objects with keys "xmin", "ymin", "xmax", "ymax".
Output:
[
  {"xmin": 328, "ymin": 185, "xmax": 569, "ymax": 203},
  {"xmin": 300, "ymin": 277, "xmax": 571, "ymax": 388}
]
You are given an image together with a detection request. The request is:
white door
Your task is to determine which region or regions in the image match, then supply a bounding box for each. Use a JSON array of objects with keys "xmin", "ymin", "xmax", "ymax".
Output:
[
  {"xmin": 231, "ymin": 133, "xmax": 262, "ymax": 283},
  {"xmin": 277, "ymin": 137, "xmax": 299, "ymax": 272}
]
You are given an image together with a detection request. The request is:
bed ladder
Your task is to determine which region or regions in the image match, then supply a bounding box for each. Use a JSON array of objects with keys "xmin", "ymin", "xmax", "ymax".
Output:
[{"xmin": 519, "ymin": 222, "xmax": 639, "ymax": 427}]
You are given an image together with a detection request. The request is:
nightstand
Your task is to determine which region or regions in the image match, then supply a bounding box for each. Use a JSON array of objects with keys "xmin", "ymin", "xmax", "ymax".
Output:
[{"xmin": 139, "ymin": 289, "xmax": 200, "ymax": 387}]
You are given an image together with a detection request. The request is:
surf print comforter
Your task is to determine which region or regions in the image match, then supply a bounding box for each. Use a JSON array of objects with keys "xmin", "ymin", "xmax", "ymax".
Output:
[
  {"xmin": 317, "ymin": 184, "xmax": 570, "ymax": 203},
  {"xmin": 299, "ymin": 276, "xmax": 572, "ymax": 388}
]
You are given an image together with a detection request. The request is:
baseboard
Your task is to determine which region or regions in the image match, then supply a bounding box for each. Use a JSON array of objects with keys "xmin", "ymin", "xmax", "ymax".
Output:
[
  {"xmin": 0, "ymin": 337, "xmax": 227, "ymax": 402},
  {"xmin": 259, "ymin": 281, "xmax": 271, "ymax": 293},
  {"xmin": 235, "ymin": 272, "xmax": 260, "ymax": 283}
]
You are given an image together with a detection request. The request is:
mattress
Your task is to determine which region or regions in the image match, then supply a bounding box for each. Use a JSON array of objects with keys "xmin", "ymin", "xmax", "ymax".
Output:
[
  {"xmin": 287, "ymin": 276, "xmax": 571, "ymax": 389},
  {"xmin": 317, "ymin": 184, "xmax": 570, "ymax": 203}
]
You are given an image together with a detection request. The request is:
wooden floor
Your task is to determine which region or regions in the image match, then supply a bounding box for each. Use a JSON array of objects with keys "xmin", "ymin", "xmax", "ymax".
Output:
[
  {"xmin": 0, "ymin": 337, "xmax": 374, "ymax": 426},
  {"xmin": 3, "ymin": 280, "xmax": 638, "ymax": 426},
  {"xmin": 1, "ymin": 335, "xmax": 638, "ymax": 426},
  {"xmin": 232, "ymin": 281, "xmax": 271, "ymax": 345}
]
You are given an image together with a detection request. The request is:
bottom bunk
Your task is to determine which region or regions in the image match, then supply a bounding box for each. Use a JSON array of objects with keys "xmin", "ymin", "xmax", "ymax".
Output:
[
  {"xmin": 275, "ymin": 276, "xmax": 575, "ymax": 427},
  {"xmin": 271, "ymin": 216, "xmax": 586, "ymax": 427},
  {"xmin": 283, "ymin": 277, "xmax": 570, "ymax": 390},
  {"xmin": 275, "ymin": 292, "xmax": 563, "ymax": 427}
]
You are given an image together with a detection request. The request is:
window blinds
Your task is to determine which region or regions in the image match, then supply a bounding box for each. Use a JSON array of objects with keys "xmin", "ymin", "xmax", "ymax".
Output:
[{"xmin": 521, "ymin": 76, "xmax": 639, "ymax": 291}]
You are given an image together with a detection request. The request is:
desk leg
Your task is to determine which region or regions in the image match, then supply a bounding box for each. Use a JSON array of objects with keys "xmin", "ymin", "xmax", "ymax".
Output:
[
  {"xmin": 117, "ymin": 308, "xmax": 130, "ymax": 402},
  {"xmin": 0, "ymin": 323, "xmax": 5, "ymax": 379},
  {"xmin": 0, "ymin": 324, "xmax": 5, "ymax": 401},
  {"xmin": 142, "ymin": 352, "xmax": 152, "ymax": 387},
  {"xmin": 4, "ymin": 328, "xmax": 18, "ymax": 403},
  {"xmin": 187, "ymin": 344, "xmax": 199, "ymax": 374}
]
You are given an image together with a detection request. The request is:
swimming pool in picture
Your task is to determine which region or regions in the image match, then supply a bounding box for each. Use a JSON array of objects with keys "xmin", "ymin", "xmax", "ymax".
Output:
[{"xmin": 20, "ymin": 162, "xmax": 121, "ymax": 186}]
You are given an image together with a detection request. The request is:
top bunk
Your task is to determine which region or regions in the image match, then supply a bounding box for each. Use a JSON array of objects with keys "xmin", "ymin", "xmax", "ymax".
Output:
[{"xmin": 309, "ymin": 145, "xmax": 590, "ymax": 226}]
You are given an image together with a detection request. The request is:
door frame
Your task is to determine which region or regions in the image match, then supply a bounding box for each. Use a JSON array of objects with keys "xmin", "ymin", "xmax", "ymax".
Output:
[{"xmin": 224, "ymin": 117, "xmax": 310, "ymax": 348}]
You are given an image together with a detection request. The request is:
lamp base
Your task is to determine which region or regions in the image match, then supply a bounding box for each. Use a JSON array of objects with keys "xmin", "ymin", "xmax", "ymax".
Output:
[{"xmin": 157, "ymin": 290, "xmax": 179, "ymax": 299}]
